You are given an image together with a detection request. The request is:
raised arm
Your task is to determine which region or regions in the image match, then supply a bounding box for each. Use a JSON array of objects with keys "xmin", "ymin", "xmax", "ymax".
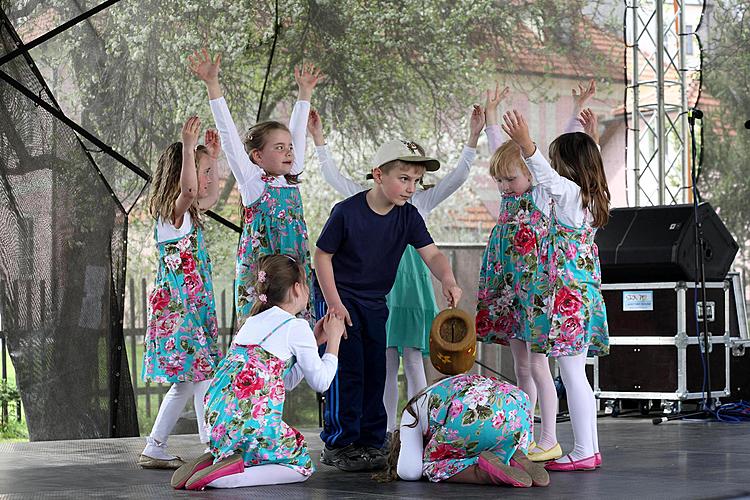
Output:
[
  {"xmin": 564, "ymin": 79, "xmax": 596, "ymax": 134},
  {"xmin": 196, "ymin": 129, "xmax": 221, "ymax": 212},
  {"xmin": 411, "ymin": 105, "xmax": 482, "ymax": 216},
  {"xmin": 285, "ymin": 315, "xmax": 343, "ymax": 393},
  {"xmin": 484, "ymin": 82, "xmax": 510, "ymax": 153},
  {"xmin": 189, "ymin": 48, "xmax": 261, "ymax": 192},
  {"xmin": 289, "ymin": 64, "xmax": 323, "ymax": 176},
  {"xmin": 308, "ymin": 108, "xmax": 366, "ymax": 197},
  {"xmin": 173, "ymin": 116, "xmax": 200, "ymax": 225}
]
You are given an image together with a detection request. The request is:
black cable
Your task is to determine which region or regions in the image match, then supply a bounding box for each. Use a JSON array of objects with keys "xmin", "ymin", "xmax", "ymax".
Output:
[{"xmin": 256, "ymin": 0, "xmax": 280, "ymax": 122}]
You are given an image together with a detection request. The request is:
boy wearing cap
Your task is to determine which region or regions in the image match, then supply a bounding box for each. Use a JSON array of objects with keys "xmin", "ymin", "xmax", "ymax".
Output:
[{"xmin": 315, "ymin": 139, "xmax": 463, "ymax": 472}]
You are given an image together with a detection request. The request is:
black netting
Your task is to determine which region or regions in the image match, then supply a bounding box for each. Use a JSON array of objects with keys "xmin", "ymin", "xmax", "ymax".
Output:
[{"xmin": 0, "ymin": 12, "xmax": 141, "ymax": 440}]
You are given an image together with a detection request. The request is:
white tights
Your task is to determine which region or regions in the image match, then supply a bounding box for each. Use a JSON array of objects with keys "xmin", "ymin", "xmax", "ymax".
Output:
[
  {"xmin": 207, "ymin": 464, "xmax": 308, "ymax": 488},
  {"xmin": 384, "ymin": 347, "xmax": 427, "ymax": 432},
  {"xmin": 145, "ymin": 380, "xmax": 212, "ymax": 457},
  {"xmin": 557, "ymin": 352, "xmax": 599, "ymax": 462},
  {"xmin": 509, "ymin": 339, "xmax": 558, "ymax": 450}
]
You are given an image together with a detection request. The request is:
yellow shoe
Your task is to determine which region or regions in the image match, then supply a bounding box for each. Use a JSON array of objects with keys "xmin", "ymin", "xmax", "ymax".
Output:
[{"xmin": 527, "ymin": 443, "xmax": 563, "ymax": 462}]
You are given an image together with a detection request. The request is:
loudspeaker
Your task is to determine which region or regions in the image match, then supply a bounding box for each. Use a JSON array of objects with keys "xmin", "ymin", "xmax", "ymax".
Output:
[{"xmin": 595, "ymin": 203, "xmax": 738, "ymax": 284}]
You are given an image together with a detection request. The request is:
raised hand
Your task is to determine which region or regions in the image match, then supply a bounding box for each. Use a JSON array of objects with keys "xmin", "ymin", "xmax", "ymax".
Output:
[
  {"xmin": 468, "ymin": 105, "xmax": 485, "ymax": 147},
  {"xmin": 485, "ymin": 82, "xmax": 510, "ymax": 126},
  {"xmin": 572, "ymin": 79, "xmax": 596, "ymax": 111},
  {"xmin": 181, "ymin": 116, "xmax": 201, "ymax": 149},
  {"xmin": 578, "ymin": 107, "xmax": 599, "ymax": 144},
  {"xmin": 204, "ymin": 129, "xmax": 221, "ymax": 159},
  {"xmin": 188, "ymin": 48, "xmax": 221, "ymax": 83},
  {"xmin": 307, "ymin": 108, "xmax": 325, "ymax": 146},
  {"xmin": 323, "ymin": 312, "xmax": 346, "ymax": 342},
  {"xmin": 501, "ymin": 110, "xmax": 535, "ymax": 157},
  {"xmin": 294, "ymin": 63, "xmax": 325, "ymax": 101}
]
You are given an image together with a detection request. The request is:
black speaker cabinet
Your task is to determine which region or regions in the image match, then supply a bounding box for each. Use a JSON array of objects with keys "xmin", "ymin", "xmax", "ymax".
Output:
[
  {"xmin": 595, "ymin": 203, "xmax": 738, "ymax": 283},
  {"xmin": 595, "ymin": 281, "xmax": 731, "ymax": 401}
]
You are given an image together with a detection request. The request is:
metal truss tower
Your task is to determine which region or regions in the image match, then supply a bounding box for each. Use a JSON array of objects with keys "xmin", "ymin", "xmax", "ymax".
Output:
[{"xmin": 626, "ymin": 0, "xmax": 695, "ymax": 206}]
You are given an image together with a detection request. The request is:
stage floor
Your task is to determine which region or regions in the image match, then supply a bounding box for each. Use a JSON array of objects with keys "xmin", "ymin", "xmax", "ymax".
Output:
[{"xmin": 1, "ymin": 416, "xmax": 749, "ymax": 499}]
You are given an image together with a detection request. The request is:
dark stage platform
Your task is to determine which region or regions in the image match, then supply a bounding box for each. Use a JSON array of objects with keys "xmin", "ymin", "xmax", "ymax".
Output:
[{"xmin": 1, "ymin": 417, "xmax": 749, "ymax": 499}]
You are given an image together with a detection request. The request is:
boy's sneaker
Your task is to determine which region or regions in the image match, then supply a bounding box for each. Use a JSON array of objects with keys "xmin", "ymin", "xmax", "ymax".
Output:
[
  {"xmin": 363, "ymin": 446, "xmax": 387, "ymax": 470},
  {"xmin": 320, "ymin": 444, "xmax": 369, "ymax": 472}
]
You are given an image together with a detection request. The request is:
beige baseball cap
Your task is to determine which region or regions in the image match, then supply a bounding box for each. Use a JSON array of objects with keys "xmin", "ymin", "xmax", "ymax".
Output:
[{"xmin": 366, "ymin": 139, "xmax": 440, "ymax": 180}]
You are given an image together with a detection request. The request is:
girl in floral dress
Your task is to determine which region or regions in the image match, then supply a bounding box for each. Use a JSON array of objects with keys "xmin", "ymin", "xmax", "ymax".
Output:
[
  {"xmin": 375, "ymin": 358, "xmax": 549, "ymax": 487},
  {"xmin": 476, "ymin": 81, "xmax": 597, "ymax": 463},
  {"xmin": 139, "ymin": 117, "xmax": 222, "ymax": 469},
  {"xmin": 171, "ymin": 254, "xmax": 345, "ymax": 490},
  {"xmin": 502, "ymin": 107, "xmax": 610, "ymax": 472},
  {"xmin": 189, "ymin": 48, "xmax": 322, "ymax": 327}
]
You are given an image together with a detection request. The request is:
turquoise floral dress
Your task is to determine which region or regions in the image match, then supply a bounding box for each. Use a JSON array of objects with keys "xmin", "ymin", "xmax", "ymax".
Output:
[
  {"xmin": 421, "ymin": 374, "xmax": 532, "ymax": 482},
  {"xmin": 204, "ymin": 317, "xmax": 313, "ymax": 475},
  {"xmin": 530, "ymin": 209, "xmax": 609, "ymax": 357},
  {"xmin": 235, "ymin": 178, "xmax": 314, "ymax": 327},
  {"xmin": 476, "ymin": 192, "xmax": 550, "ymax": 345},
  {"xmin": 142, "ymin": 221, "xmax": 220, "ymax": 383}
]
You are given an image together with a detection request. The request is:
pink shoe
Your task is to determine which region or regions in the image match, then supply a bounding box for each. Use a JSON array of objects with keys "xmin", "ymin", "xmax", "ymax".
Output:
[
  {"xmin": 595, "ymin": 452, "xmax": 602, "ymax": 468},
  {"xmin": 544, "ymin": 454, "xmax": 597, "ymax": 472},
  {"xmin": 184, "ymin": 454, "xmax": 244, "ymax": 490},
  {"xmin": 171, "ymin": 451, "xmax": 214, "ymax": 489},
  {"xmin": 477, "ymin": 451, "xmax": 532, "ymax": 487}
]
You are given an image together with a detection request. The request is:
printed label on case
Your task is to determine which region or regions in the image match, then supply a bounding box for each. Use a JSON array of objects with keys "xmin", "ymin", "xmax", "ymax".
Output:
[{"xmin": 623, "ymin": 291, "xmax": 653, "ymax": 311}]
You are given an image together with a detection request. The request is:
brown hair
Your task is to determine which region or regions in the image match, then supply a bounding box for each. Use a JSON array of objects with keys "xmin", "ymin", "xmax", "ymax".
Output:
[
  {"xmin": 148, "ymin": 141, "xmax": 201, "ymax": 227},
  {"xmin": 549, "ymin": 132, "xmax": 611, "ymax": 227},
  {"xmin": 489, "ymin": 140, "xmax": 531, "ymax": 181},
  {"xmin": 243, "ymin": 121, "xmax": 300, "ymax": 184},
  {"xmin": 249, "ymin": 254, "xmax": 306, "ymax": 316}
]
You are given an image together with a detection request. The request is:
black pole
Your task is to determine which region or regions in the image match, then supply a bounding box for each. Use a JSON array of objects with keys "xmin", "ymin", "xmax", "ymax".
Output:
[
  {"xmin": 0, "ymin": 69, "xmax": 240, "ymax": 233},
  {"xmin": 0, "ymin": 0, "xmax": 123, "ymax": 67}
]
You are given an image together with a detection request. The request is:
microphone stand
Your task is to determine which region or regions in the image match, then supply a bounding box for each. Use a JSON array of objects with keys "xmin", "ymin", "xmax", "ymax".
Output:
[{"xmin": 653, "ymin": 108, "xmax": 716, "ymax": 424}]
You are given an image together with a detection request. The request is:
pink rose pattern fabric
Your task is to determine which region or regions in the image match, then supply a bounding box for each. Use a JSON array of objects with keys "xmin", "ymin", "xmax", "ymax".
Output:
[
  {"xmin": 142, "ymin": 225, "xmax": 220, "ymax": 383},
  {"xmin": 476, "ymin": 193, "xmax": 551, "ymax": 345},
  {"xmin": 204, "ymin": 340, "xmax": 313, "ymax": 476},
  {"xmin": 421, "ymin": 374, "xmax": 532, "ymax": 482},
  {"xmin": 235, "ymin": 179, "xmax": 314, "ymax": 327},
  {"xmin": 529, "ymin": 208, "xmax": 609, "ymax": 356}
]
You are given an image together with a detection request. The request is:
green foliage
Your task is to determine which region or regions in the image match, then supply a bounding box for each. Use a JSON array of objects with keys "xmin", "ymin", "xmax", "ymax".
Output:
[{"xmin": 702, "ymin": 1, "xmax": 750, "ymax": 274}]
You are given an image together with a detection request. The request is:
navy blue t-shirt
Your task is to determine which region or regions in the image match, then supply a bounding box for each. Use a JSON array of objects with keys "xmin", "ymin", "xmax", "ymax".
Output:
[{"xmin": 316, "ymin": 191, "xmax": 434, "ymax": 306}]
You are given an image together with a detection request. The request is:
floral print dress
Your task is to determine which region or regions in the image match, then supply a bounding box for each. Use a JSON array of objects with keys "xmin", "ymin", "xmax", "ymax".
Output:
[
  {"xmin": 235, "ymin": 179, "xmax": 314, "ymax": 327},
  {"xmin": 142, "ymin": 222, "xmax": 220, "ymax": 383},
  {"xmin": 204, "ymin": 317, "xmax": 314, "ymax": 476},
  {"xmin": 529, "ymin": 208, "xmax": 609, "ymax": 357},
  {"xmin": 422, "ymin": 374, "xmax": 532, "ymax": 482},
  {"xmin": 476, "ymin": 192, "xmax": 550, "ymax": 345}
]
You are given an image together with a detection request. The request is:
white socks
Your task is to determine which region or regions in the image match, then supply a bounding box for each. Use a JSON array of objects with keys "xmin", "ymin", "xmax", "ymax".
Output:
[
  {"xmin": 509, "ymin": 340, "xmax": 558, "ymax": 450},
  {"xmin": 207, "ymin": 464, "xmax": 308, "ymax": 488},
  {"xmin": 557, "ymin": 352, "xmax": 598, "ymax": 462},
  {"xmin": 142, "ymin": 380, "xmax": 212, "ymax": 457},
  {"xmin": 384, "ymin": 347, "xmax": 427, "ymax": 432}
]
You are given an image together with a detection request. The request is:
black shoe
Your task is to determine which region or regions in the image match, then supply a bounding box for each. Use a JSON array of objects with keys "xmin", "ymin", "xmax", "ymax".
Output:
[
  {"xmin": 320, "ymin": 444, "xmax": 369, "ymax": 472},
  {"xmin": 362, "ymin": 445, "xmax": 387, "ymax": 470}
]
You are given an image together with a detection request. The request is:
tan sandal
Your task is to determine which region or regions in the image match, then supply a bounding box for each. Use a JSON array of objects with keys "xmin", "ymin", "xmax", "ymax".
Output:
[{"xmin": 138, "ymin": 453, "xmax": 185, "ymax": 469}]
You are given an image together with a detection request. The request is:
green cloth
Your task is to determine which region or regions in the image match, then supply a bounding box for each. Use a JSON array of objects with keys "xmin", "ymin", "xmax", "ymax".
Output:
[{"xmin": 385, "ymin": 245, "xmax": 439, "ymax": 354}]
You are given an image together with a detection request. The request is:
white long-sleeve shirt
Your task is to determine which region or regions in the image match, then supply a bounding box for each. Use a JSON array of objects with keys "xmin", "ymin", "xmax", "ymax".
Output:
[
  {"xmin": 484, "ymin": 118, "xmax": 588, "ymax": 227},
  {"xmin": 209, "ymin": 97, "xmax": 310, "ymax": 207},
  {"xmin": 315, "ymin": 144, "xmax": 477, "ymax": 221},
  {"xmin": 233, "ymin": 306, "xmax": 337, "ymax": 393}
]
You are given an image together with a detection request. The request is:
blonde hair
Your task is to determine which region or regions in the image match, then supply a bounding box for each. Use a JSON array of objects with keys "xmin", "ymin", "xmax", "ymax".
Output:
[
  {"xmin": 489, "ymin": 140, "xmax": 531, "ymax": 180},
  {"xmin": 148, "ymin": 142, "xmax": 201, "ymax": 227},
  {"xmin": 243, "ymin": 121, "xmax": 300, "ymax": 184},
  {"xmin": 549, "ymin": 132, "xmax": 611, "ymax": 227}
]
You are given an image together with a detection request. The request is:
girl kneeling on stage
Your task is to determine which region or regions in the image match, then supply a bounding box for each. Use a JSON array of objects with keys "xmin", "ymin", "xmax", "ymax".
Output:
[
  {"xmin": 377, "ymin": 319, "xmax": 550, "ymax": 488},
  {"xmin": 171, "ymin": 254, "xmax": 345, "ymax": 490}
]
